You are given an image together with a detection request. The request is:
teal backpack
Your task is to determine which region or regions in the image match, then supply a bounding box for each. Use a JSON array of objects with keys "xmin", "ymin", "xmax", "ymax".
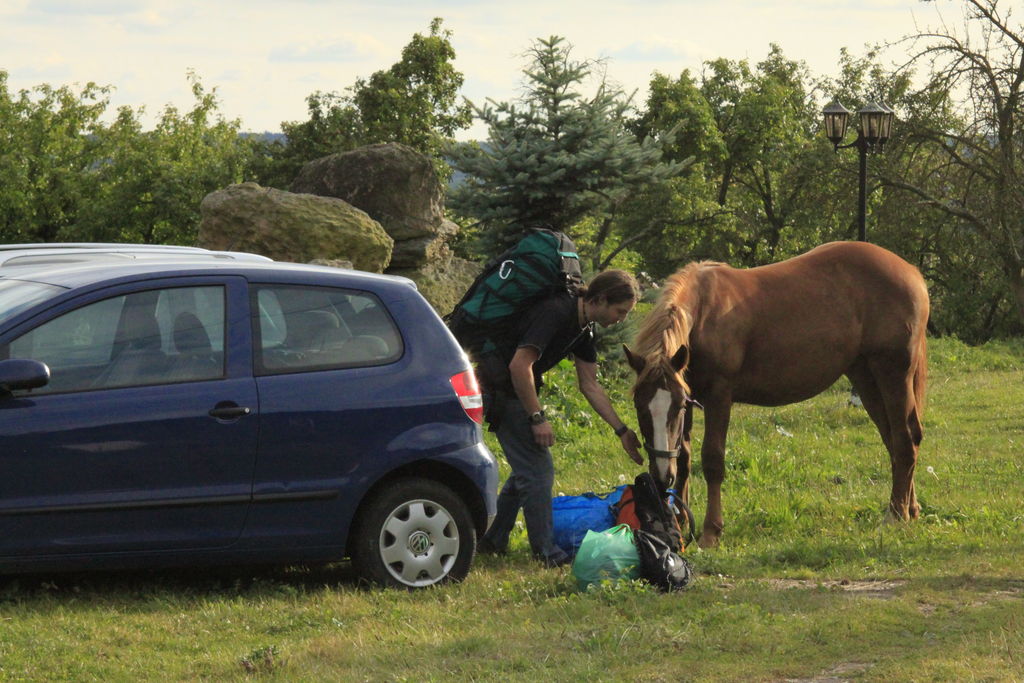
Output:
[{"xmin": 446, "ymin": 229, "xmax": 583, "ymax": 357}]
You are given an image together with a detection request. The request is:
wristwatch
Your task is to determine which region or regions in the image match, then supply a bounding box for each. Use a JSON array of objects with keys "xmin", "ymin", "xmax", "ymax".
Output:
[
  {"xmin": 614, "ymin": 424, "xmax": 630, "ymax": 437},
  {"xmin": 528, "ymin": 410, "xmax": 547, "ymax": 426}
]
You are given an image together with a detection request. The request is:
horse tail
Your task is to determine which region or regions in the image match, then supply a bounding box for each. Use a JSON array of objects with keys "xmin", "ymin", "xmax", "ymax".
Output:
[{"xmin": 908, "ymin": 332, "xmax": 927, "ymax": 446}]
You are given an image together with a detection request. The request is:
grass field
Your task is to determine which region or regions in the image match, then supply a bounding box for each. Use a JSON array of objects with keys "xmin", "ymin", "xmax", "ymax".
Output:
[{"xmin": 1, "ymin": 337, "xmax": 1022, "ymax": 681}]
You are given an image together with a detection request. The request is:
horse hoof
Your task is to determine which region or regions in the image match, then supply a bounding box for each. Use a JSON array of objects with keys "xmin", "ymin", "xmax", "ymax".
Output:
[
  {"xmin": 883, "ymin": 508, "xmax": 910, "ymax": 525},
  {"xmin": 698, "ymin": 534, "xmax": 720, "ymax": 549}
]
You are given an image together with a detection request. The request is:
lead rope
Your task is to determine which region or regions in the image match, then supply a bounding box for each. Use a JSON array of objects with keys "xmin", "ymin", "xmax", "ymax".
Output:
[{"xmin": 665, "ymin": 488, "xmax": 697, "ymax": 548}]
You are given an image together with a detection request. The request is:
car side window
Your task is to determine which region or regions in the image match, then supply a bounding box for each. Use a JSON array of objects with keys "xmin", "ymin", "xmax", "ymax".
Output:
[
  {"xmin": 253, "ymin": 285, "xmax": 402, "ymax": 375},
  {"xmin": 3, "ymin": 285, "xmax": 226, "ymax": 394}
]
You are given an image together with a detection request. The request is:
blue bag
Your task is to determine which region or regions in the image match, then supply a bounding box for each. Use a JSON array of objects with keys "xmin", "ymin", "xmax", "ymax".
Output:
[{"xmin": 552, "ymin": 485, "xmax": 627, "ymax": 556}]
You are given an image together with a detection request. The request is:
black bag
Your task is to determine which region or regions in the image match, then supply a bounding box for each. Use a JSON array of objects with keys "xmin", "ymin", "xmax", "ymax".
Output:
[
  {"xmin": 631, "ymin": 472, "xmax": 684, "ymax": 553},
  {"xmin": 632, "ymin": 472, "xmax": 695, "ymax": 591},
  {"xmin": 445, "ymin": 228, "xmax": 583, "ymax": 357},
  {"xmin": 634, "ymin": 529, "xmax": 693, "ymax": 592}
]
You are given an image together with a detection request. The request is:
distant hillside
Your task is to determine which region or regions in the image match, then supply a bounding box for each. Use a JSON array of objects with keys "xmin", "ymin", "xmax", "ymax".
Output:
[{"xmin": 240, "ymin": 132, "xmax": 287, "ymax": 144}]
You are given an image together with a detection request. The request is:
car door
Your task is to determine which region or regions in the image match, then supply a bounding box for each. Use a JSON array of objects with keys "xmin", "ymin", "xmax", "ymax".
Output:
[
  {"xmin": 0, "ymin": 276, "xmax": 258, "ymax": 556},
  {"xmin": 245, "ymin": 282, "xmax": 410, "ymax": 546}
]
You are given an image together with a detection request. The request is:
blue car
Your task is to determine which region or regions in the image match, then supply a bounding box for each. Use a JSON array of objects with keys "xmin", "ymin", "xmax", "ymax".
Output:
[{"xmin": 0, "ymin": 248, "xmax": 497, "ymax": 588}]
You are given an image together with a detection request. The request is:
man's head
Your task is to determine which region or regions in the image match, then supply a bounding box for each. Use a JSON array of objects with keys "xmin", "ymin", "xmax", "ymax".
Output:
[{"xmin": 582, "ymin": 270, "xmax": 640, "ymax": 327}]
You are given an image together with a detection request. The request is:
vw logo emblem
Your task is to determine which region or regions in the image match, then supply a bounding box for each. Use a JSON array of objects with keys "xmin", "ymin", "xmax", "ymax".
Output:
[{"xmin": 408, "ymin": 531, "xmax": 431, "ymax": 555}]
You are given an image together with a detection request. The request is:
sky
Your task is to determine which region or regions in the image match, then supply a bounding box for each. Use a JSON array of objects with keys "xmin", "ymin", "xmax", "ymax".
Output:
[{"xmin": 1, "ymin": 0, "xmax": 957, "ymax": 140}]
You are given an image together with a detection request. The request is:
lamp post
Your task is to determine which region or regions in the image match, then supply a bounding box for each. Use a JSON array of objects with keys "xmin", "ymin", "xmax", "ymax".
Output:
[
  {"xmin": 822, "ymin": 100, "xmax": 895, "ymax": 241},
  {"xmin": 825, "ymin": 100, "xmax": 894, "ymax": 409}
]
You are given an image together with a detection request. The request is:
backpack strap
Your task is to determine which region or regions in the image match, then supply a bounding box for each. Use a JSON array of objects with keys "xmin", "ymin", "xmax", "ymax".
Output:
[{"xmin": 666, "ymin": 488, "xmax": 697, "ymax": 548}]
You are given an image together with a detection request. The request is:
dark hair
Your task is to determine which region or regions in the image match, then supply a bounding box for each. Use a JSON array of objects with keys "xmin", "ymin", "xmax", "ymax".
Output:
[{"xmin": 581, "ymin": 269, "xmax": 639, "ymax": 305}]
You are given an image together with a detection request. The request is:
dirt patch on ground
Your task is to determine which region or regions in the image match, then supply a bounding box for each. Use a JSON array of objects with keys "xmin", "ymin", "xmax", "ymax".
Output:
[
  {"xmin": 783, "ymin": 661, "xmax": 872, "ymax": 683},
  {"xmin": 762, "ymin": 578, "xmax": 906, "ymax": 599},
  {"xmin": 970, "ymin": 581, "xmax": 1024, "ymax": 607}
]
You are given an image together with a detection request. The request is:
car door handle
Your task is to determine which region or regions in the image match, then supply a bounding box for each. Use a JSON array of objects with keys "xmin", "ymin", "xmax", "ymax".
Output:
[{"xmin": 208, "ymin": 403, "xmax": 252, "ymax": 419}]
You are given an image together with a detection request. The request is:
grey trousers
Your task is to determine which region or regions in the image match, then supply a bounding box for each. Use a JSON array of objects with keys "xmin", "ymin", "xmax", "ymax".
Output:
[{"xmin": 480, "ymin": 394, "xmax": 569, "ymax": 563}]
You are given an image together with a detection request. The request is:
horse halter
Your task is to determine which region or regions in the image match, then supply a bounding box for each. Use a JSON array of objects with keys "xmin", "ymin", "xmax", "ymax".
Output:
[
  {"xmin": 644, "ymin": 442, "xmax": 680, "ymax": 461},
  {"xmin": 643, "ymin": 395, "xmax": 702, "ymax": 462}
]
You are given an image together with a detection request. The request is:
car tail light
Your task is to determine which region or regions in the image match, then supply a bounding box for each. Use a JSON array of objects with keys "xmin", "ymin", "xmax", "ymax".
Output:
[{"xmin": 450, "ymin": 369, "xmax": 484, "ymax": 424}]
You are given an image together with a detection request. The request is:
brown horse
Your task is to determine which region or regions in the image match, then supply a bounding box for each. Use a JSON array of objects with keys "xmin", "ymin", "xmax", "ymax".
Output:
[{"xmin": 624, "ymin": 242, "xmax": 929, "ymax": 548}]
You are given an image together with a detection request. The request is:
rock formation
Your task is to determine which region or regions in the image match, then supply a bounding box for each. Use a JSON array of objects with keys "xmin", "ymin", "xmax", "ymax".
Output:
[
  {"xmin": 198, "ymin": 182, "xmax": 393, "ymax": 274},
  {"xmin": 291, "ymin": 143, "xmax": 478, "ymax": 311}
]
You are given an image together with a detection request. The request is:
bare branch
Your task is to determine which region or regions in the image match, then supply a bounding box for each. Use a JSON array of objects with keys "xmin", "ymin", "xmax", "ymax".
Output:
[
  {"xmin": 879, "ymin": 174, "xmax": 987, "ymax": 235},
  {"xmin": 965, "ymin": 0, "xmax": 1024, "ymax": 52}
]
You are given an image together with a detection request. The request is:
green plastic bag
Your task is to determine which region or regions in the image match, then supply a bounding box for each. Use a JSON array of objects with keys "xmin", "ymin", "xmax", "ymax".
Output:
[{"xmin": 571, "ymin": 524, "xmax": 641, "ymax": 590}]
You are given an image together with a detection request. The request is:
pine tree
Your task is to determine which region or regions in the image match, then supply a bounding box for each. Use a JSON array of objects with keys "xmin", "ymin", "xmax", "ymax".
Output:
[{"xmin": 447, "ymin": 36, "xmax": 684, "ymax": 255}]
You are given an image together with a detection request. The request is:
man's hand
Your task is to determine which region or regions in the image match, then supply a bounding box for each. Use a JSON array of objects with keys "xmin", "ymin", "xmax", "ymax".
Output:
[
  {"xmin": 531, "ymin": 421, "xmax": 555, "ymax": 447},
  {"xmin": 620, "ymin": 428, "xmax": 643, "ymax": 465}
]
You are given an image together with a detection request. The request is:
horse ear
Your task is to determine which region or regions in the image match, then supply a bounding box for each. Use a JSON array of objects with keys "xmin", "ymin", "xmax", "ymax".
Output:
[
  {"xmin": 623, "ymin": 345, "xmax": 645, "ymax": 374},
  {"xmin": 670, "ymin": 345, "xmax": 689, "ymax": 372}
]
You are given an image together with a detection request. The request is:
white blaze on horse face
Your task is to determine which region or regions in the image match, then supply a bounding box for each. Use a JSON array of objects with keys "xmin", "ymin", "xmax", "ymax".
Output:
[{"xmin": 648, "ymin": 389, "xmax": 674, "ymax": 482}]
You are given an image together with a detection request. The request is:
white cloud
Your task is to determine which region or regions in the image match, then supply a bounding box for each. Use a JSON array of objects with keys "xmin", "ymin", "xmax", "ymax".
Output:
[
  {"xmin": 269, "ymin": 38, "xmax": 382, "ymax": 64},
  {"xmin": 25, "ymin": 0, "xmax": 140, "ymax": 16},
  {"xmin": 1, "ymin": 0, "xmax": 937, "ymax": 135},
  {"xmin": 606, "ymin": 40, "xmax": 694, "ymax": 63}
]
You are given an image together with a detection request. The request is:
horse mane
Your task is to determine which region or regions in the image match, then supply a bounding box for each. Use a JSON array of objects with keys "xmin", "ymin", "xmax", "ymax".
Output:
[{"xmin": 632, "ymin": 261, "xmax": 720, "ymax": 393}]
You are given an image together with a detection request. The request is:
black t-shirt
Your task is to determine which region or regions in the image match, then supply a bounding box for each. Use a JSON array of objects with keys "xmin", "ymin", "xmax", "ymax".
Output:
[{"xmin": 478, "ymin": 292, "xmax": 596, "ymax": 392}]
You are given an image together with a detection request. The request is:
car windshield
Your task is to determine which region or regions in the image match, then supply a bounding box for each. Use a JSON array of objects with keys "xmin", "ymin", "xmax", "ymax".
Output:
[{"xmin": 0, "ymin": 279, "xmax": 65, "ymax": 326}]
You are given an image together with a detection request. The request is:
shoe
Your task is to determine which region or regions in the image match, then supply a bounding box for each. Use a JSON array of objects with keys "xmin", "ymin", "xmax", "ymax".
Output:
[
  {"xmin": 540, "ymin": 552, "xmax": 572, "ymax": 568},
  {"xmin": 477, "ymin": 538, "xmax": 506, "ymax": 556}
]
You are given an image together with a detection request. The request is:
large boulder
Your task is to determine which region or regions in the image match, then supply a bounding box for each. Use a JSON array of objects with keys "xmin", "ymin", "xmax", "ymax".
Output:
[
  {"xmin": 284, "ymin": 143, "xmax": 476, "ymax": 311},
  {"xmin": 291, "ymin": 143, "xmax": 444, "ymax": 243},
  {"xmin": 388, "ymin": 256, "xmax": 481, "ymax": 316},
  {"xmin": 198, "ymin": 182, "xmax": 393, "ymax": 273},
  {"xmin": 390, "ymin": 236, "xmax": 449, "ymax": 270},
  {"xmin": 388, "ymin": 219, "xmax": 459, "ymax": 269}
]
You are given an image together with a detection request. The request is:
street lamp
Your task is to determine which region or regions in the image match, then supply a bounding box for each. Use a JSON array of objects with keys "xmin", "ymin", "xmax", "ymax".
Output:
[{"xmin": 822, "ymin": 99, "xmax": 895, "ymax": 241}]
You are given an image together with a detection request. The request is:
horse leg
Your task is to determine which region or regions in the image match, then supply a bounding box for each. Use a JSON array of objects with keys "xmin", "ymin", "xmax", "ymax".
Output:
[
  {"xmin": 678, "ymin": 401, "xmax": 694, "ymax": 506},
  {"xmin": 698, "ymin": 396, "xmax": 732, "ymax": 548},
  {"xmin": 847, "ymin": 360, "xmax": 902, "ymax": 521},
  {"xmin": 866, "ymin": 354, "xmax": 923, "ymax": 522},
  {"xmin": 846, "ymin": 359, "xmax": 893, "ymax": 453}
]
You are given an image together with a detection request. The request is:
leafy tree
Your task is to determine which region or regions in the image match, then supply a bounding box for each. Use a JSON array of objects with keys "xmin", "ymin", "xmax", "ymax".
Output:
[
  {"xmin": 631, "ymin": 70, "xmax": 725, "ymax": 167},
  {"xmin": 255, "ymin": 18, "xmax": 471, "ymax": 188},
  {"xmin": 68, "ymin": 73, "xmax": 252, "ymax": 245},
  {"xmin": 621, "ymin": 70, "xmax": 731, "ymax": 275},
  {"xmin": 625, "ymin": 46, "xmax": 835, "ymax": 274},
  {"xmin": 1, "ymin": 70, "xmax": 252, "ymax": 246},
  {"xmin": 598, "ymin": 175, "xmax": 727, "ymax": 279},
  {"xmin": 0, "ymin": 72, "xmax": 109, "ymax": 242},
  {"xmin": 251, "ymin": 91, "xmax": 362, "ymax": 189},
  {"xmin": 447, "ymin": 35, "xmax": 684, "ymax": 265},
  {"xmin": 353, "ymin": 17, "xmax": 472, "ymax": 156},
  {"xmin": 882, "ymin": 0, "xmax": 1024, "ymax": 335},
  {"xmin": 697, "ymin": 46, "xmax": 833, "ymax": 265}
]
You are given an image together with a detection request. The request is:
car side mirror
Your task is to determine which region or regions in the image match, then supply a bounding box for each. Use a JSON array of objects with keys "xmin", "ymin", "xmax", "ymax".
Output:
[{"xmin": 0, "ymin": 359, "xmax": 51, "ymax": 398}]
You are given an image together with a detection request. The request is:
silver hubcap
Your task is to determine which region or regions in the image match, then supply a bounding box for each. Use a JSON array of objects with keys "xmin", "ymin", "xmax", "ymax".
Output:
[{"xmin": 379, "ymin": 498, "xmax": 460, "ymax": 587}]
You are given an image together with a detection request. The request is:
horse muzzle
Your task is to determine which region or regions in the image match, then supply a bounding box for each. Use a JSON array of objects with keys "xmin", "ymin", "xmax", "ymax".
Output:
[{"xmin": 644, "ymin": 443, "xmax": 680, "ymax": 490}]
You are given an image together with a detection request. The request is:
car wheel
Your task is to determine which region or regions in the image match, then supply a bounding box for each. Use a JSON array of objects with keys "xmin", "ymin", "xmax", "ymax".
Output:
[{"xmin": 350, "ymin": 478, "xmax": 476, "ymax": 589}]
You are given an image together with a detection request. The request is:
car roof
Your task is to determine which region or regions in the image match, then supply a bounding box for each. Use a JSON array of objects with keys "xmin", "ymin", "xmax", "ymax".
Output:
[
  {"xmin": 0, "ymin": 243, "xmax": 272, "ymax": 269},
  {"xmin": 0, "ymin": 257, "xmax": 415, "ymax": 292},
  {"xmin": 0, "ymin": 243, "xmax": 211, "ymax": 252}
]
